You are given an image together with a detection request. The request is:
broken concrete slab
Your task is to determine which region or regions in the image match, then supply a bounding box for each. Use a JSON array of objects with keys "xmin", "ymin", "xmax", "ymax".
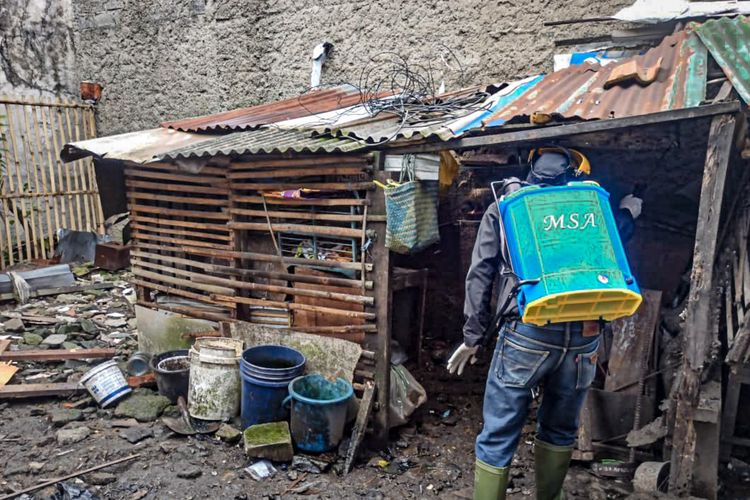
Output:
[
  {"xmin": 119, "ymin": 425, "xmax": 154, "ymax": 444},
  {"xmin": 627, "ymin": 416, "xmax": 668, "ymax": 448},
  {"xmin": 114, "ymin": 389, "xmax": 170, "ymax": 422},
  {"xmin": 244, "ymin": 421, "xmax": 294, "ymax": 462},
  {"xmin": 56, "ymin": 426, "xmax": 90, "ymax": 445},
  {"xmin": 48, "ymin": 408, "xmax": 84, "ymax": 427},
  {"xmin": 216, "ymin": 423, "xmax": 242, "ymax": 444}
]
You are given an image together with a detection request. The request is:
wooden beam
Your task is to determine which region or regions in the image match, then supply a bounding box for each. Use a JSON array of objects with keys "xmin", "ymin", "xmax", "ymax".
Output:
[
  {"xmin": 370, "ymin": 157, "xmax": 392, "ymax": 446},
  {"xmin": 386, "ymin": 102, "xmax": 742, "ymax": 154},
  {"xmin": 0, "ymin": 348, "xmax": 116, "ymax": 362},
  {"xmin": 669, "ymin": 113, "xmax": 738, "ymax": 495},
  {"xmin": 0, "ymin": 382, "xmax": 85, "ymax": 398}
]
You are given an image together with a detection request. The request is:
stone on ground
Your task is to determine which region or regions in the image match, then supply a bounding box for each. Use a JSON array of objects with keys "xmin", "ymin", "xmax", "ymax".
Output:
[
  {"xmin": 243, "ymin": 421, "xmax": 294, "ymax": 462},
  {"xmin": 23, "ymin": 332, "xmax": 43, "ymax": 345},
  {"xmin": 114, "ymin": 389, "xmax": 170, "ymax": 422},
  {"xmin": 3, "ymin": 317, "xmax": 25, "ymax": 333},
  {"xmin": 42, "ymin": 334, "xmax": 68, "ymax": 347},
  {"xmin": 216, "ymin": 423, "xmax": 242, "ymax": 444},
  {"xmin": 119, "ymin": 425, "xmax": 154, "ymax": 444},
  {"xmin": 56, "ymin": 426, "xmax": 90, "ymax": 445},
  {"xmin": 176, "ymin": 465, "xmax": 202, "ymax": 479},
  {"xmin": 48, "ymin": 408, "xmax": 83, "ymax": 427}
]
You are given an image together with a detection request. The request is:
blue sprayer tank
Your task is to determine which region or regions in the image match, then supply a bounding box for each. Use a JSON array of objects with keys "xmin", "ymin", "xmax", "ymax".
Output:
[{"xmin": 498, "ymin": 181, "xmax": 642, "ymax": 325}]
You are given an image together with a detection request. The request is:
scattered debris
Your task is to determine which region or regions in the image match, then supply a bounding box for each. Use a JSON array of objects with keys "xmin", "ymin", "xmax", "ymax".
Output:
[
  {"xmin": 176, "ymin": 465, "xmax": 203, "ymax": 479},
  {"xmin": 48, "ymin": 408, "xmax": 84, "ymax": 427},
  {"xmin": 244, "ymin": 460, "xmax": 277, "ymax": 481}
]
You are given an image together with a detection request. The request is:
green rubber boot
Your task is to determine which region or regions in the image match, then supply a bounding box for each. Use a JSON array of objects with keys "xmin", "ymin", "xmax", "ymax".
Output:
[
  {"xmin": 534, "ymin": 438, "xmax": 573, "ymax": 500},
  {"xmin": 474, "ymin": 459, "xmax": 509, "ymax": 500}
]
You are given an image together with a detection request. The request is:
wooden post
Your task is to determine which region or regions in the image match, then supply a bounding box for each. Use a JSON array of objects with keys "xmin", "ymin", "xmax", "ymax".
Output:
[
  {"xmin": 370, "ymin": 152, "xmax": 392, "ymax": 446},
  {"xmin": 669, "ymin": 113, "xmax": 738, "ymax": 495}
]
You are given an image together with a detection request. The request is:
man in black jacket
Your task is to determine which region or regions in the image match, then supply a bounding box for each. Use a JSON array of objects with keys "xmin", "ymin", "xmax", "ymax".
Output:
[{"xmin": 447, "ymin": 151, "xmax": 642, "ymax": 500}]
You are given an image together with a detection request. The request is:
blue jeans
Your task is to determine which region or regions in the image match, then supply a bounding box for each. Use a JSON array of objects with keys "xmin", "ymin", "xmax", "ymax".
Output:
[{"xmin": 475, "ymin": 321, "xmax": 599, "ymax": 467}]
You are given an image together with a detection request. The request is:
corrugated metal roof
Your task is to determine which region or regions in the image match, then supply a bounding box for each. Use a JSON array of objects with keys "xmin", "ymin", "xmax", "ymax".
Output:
[
  {"xmin": 484, "ymin": 31, "xmax": 707, "ymax": 128},
  {"xmin": 159, "ymin": 127, "xmax": 367, "ymax": 160},
  {"xmin": 305, "ymin": 82, "xmax": 539, "ymax": 144},
  {"xmin": 60, "ymin": 128, "xmax": 215, "ymax": 163},
  {"xmin": 694, "ymin": 16, "xmax": 750, "ymax": 105},
  {"xmin": 161, "ymin": 86, "xmax": 372, "ymax": 132}
]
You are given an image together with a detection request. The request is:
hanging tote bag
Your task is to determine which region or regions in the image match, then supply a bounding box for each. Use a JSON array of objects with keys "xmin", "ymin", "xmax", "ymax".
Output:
[{"xmin": 384, "ymin": 155, "xmax": 440, "ymax": 254}]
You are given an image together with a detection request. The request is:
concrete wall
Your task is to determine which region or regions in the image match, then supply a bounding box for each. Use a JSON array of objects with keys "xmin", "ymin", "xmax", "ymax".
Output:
[
  {"xmin": 0, "ymin": 0, "xmax": 77, "ymax": 98},
  {"xmin": 70, "ymin": 0, "xmax": 632, "ymax": 135}
]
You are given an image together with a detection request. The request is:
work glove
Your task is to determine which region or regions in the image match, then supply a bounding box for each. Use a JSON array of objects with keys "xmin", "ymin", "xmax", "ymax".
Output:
[
  {"xmin": 619, "ymin": 194, "xmax": 643, "ymax": 220},
  {"xmin": 447, "ymin": 343, "xmax": 479, "ymax": 376}
]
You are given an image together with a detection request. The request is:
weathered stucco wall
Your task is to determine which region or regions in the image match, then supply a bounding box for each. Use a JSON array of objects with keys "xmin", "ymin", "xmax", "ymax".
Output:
[
  {"xmin": 70, "ymin": 0, "xmax": 632, "ymax": 135},
  {"xmin": 0, "ymin": 0, "xmax": 77, "ymax": 98}
]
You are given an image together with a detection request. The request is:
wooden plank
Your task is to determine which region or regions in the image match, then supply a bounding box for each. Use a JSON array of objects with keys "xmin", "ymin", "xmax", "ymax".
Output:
[
  {"xmin": 126, "ymin": 179, "xmax": 229, "ymax": 196},
  {"xmin": 234, "ymin": 195, "xmax": 369, "ymax": 207},
  {"xmin": 228, "ymin": 221, "xmax": 363, "ymax": 239},
  {"xmin": 0, "ymin": 382, "xmax": 85, "ymax": 398},
  {"xmin": 189, "ymin": 272, "xmax": 374, "ymax": 305},
  {"xmin": 0, "ymin": 363, "xmax": 18, "ymax": 387},
  {"xmin": 132, "ymin": 249, "xmax": 372, "ymax": 289},
  {"xmin": 344, "ymin": 382, "xmax": 376, "ymax": 474},
  {"xmin": 670, "ymin": 113, "xmax": 738, "ymax": 495},
  {"xmin": 605, "ymin": 289, "xmax": 662, "ymax": 393},
  {"xmin": 227, "ymin": 166, "xmax": 370, "ymax": 179},
  {"xmin": 292, "ymin": 268, "xmax": 366, "ymax": 336},
  {"xmin": 135, "ymin": 300, "xmax": 232, "ymax": 323},
  {"xmin": 370, "ymin": 162, "xmax": 392, "ymax": 445},
  {"xmin": 230, "ymin": 207, "xmax": 366, "ymax": 223},
  {"xmin": 0, "ymin": 348, "xmax": 115, "ymax": 362},
  {"xmin": 131, "ymin": 214, "xmax": 229, "ymax": 232},
  {"xmin": 132, "ymin": 268, "xmax": 235, "ymax": 295},
  {"xmin": 128, "ymin": 203, "xmax": 230, "ymax": 220},
  {"xmin": 134, "ymin": 161, "xmax": 226, "ymax": 176},
  {"xmin": 212, "ymin": 294, "xmax": 376, "ymax": 320},
  {"xmin": 132, "ymin": 278, "xmax": 236, "ymax": 308},
  {"xmin": 230, "ymin": 157, "xmax": 370, "ymax": 170},
  {"xmin": 132, "ymin": 231, "xmax": 232, "ymax": 250},
  {"xmin": 0, "ymin": 339, "xmax": 11, "ymax": 356},
  {"xmin": 132, "ymin": 223, "xmax": 231, "ymax": 242},
  {"xmin": 290, "ymin": 324, "xmax": 377, "ymax": 333},
  {"xmin": 124, "ymin": 168, "xmax": 229, "ymax": 185},
  {"xmin": 129, "ymin": 191, "xmax": 227, "ymax": 206},
  {"xmin": 0, "ymin": 96, "xmax": 92, "ymax": 109},
  {"xmin": 232, "ymin": 181, "xmax": 374, "ymax": 191}
]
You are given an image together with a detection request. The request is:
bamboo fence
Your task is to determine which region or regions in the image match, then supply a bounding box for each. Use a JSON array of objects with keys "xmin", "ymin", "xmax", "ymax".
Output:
[{"xmin": 0, "ymin": 96, "xmax": 103, "ymax": 268}]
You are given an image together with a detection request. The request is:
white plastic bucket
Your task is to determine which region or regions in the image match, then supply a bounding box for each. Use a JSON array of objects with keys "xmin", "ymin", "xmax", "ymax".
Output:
[
  {"xmin": 80, "ymin": 360, "xmax": 131, "ymax": 407},
  {"xmin": 188, "ymin": 337, "xmax": 243, "ymax": 421}
]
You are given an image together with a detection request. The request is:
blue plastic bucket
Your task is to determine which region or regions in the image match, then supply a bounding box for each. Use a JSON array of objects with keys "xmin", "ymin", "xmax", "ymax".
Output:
[
  {"xmin": 285, "ymin": 374, "xmax": 353, "ymax": 452},
  {"xmin": 240, "ymin": 345, "xmax": 305, "ymax": 429}
]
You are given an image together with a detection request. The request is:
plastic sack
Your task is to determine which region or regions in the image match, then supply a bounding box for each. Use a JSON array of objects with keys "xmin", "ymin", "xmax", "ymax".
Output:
[
  {"xmin": 384, "ymin": 179, "xmax": 440, "ymax": 255},
  {"xmin": 389, "ymin": 364, "xmax": 427, "ymax": 428}
]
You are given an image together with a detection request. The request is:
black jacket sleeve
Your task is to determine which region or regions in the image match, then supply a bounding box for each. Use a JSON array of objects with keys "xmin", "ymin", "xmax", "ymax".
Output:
[{"xmin": 462, "ymin": 203, "xmax": 504, "ymax": 347}]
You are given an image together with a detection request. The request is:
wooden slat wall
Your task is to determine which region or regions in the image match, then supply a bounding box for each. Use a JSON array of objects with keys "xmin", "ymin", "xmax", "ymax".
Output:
[
  {"xmin": 128, "ymin": 154, "xmax": 379, "ymax": 344},
  {"xmin": 0, "ymin": 96, "xmax": 104, "ymax": 268},
  {"xmin": 126, "ymin": 161, "xmax": 235, "ymax": 320}
]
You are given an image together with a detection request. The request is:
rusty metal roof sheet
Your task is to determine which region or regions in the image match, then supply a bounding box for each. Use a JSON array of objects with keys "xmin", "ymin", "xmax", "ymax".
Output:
[
  {"xmin": 161, "ymin": 86, "xmax": 371, "ymax": 132},
  {"xmin": 694, "ymin": 16, "xmax": 750, "ymax": 105},
  {"xmin": 159, "ymin": 127, "xmax": 367, "ymax": 160},
  {"xmin": 484, "ymin": 31, "xmax": 707, "ymax": 128}
]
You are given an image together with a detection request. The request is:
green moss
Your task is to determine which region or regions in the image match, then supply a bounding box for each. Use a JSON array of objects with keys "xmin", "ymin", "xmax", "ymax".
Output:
[{"xmin": 243, "ymin": 421, "xmax": 291, "ymax": 446}]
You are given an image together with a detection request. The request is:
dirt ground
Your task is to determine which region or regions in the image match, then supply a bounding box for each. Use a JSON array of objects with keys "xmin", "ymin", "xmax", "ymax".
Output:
[{"xmin": 0, "ymin": 273, "xmax": 748, "ymax": 499}]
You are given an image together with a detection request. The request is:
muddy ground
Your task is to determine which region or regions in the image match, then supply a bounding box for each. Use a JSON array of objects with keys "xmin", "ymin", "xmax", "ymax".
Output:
[{"xmin": 1, "ymin": 272, "xmax": 749, "ymax": 499}]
